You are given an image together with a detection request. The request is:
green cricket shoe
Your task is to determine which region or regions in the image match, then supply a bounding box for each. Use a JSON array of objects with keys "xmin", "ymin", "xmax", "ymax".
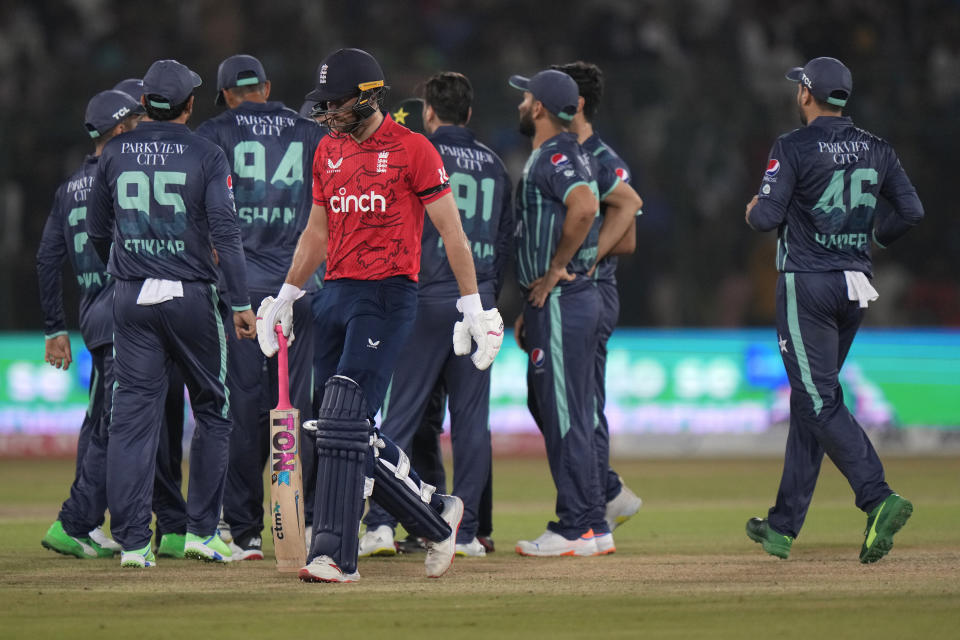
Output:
[
  {"xmin": 183, "ymin": 532, "xmax": 232, "ymax": 563},
  {"xmin": 860, "ymin": 493, "xmax": 913, "ymax": 564},
  {"xmin": 746, "ymin": 517, "xmax": 793, "ymax": 559},
  {"xmin": 120, "ymin": 544, "xmax": 157, "ymax": 568},
  {"xmin": 41, "ymin": 520, "xmax": 114, "ymax": 559},
  {"xmin": 157, "ymin": 533, "xmax": 186, "ymax": 558}
]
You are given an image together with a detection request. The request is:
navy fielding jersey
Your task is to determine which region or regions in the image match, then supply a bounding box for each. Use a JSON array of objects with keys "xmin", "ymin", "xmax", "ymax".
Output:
[
  {"xmin": 515, "ymin": 132, "xmax": 619, "ymax": 289},
  {"xmin": 87, "ymin": 121, "xmax": 250, "ymax": 310},
  {"xmin": 420, "ymin": 125, "xmax": 513, "ymax": 300},
  {"xmin": 195, "ymin": 101, "xmax": 325, "ymax": 292},
  {"xmin": 582, "ymin": 134, "xmax": 634, "ymax": 283},
  {"xmin": 750, "ymin": 116, "xmax": 923, "ymax": 277},
  {"xmin": 36, "ymin": 156, "xmax": 114, "ymax": 349}
]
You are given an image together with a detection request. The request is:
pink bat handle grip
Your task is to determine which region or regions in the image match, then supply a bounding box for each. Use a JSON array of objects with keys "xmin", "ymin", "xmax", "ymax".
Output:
[{"xmin": 275, "ymin": 325, "xmax": 292, "ymax": 411}]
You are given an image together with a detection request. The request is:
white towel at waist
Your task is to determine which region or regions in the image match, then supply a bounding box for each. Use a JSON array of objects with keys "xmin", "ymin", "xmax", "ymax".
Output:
[
  {"xmin": 844, "ymin": 271, "xmax": 878, "ymax": 308},
  {"xmin": 137, "ymin": 278, "xmax": 184, "ymax": 305}
]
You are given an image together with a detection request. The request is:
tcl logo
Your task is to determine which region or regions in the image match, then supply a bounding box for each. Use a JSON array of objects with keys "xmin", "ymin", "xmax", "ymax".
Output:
[{"xmin": 329, "ymin": 187, "xmax": 386, "ymax": 213}]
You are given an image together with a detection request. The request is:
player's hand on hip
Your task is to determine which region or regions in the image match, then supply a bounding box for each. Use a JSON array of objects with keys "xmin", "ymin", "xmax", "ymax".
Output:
[
  {"xmin": 233, "ymin": 309, "xmax": 257, "ymax": 340},
  {"xmin": 745, "ymin": 195, "xmax": 758, "ymax": 227},
  {"xmin": 256, "ymin": 284, "xmax": 303, "ymax": 356},
  {"xmin": 527, "ymin": 266, "xmax": 574, "ymax": 308},
  {"xmin": 454, "ymin": 294, "xmax": 505, "ymax": 370},
  {"xmin": 44, "ymin": 334, "xmax": 72, "ymax": 370}
]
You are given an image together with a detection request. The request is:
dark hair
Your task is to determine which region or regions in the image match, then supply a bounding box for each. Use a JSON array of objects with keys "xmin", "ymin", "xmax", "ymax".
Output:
[
  {"xmin": 226, "ymin": 83, "xmax": 266, "ymax": 101},
  {"xmin": 551, "ymin": 61, "xmax": 603, "ymax": 122},
  {"xmin": 422, "ymin": 71, "xmax": 472, "ymax": 125},
  {"xmin": 144, "ymin": 93, "xmax": 192, "ymax": 121},
  {"xmin": 813, "ymin": 92, "xmax": 845, "ymax": 113}
]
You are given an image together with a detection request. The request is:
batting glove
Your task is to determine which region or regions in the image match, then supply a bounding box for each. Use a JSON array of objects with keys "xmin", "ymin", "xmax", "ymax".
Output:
[
  {"xmin": 453, "ymin": 293, "xmax": 504, "ymax": 371},
  {"xmin": 256, "ymin": 283, "xmax": 302, "ymax": 357}
]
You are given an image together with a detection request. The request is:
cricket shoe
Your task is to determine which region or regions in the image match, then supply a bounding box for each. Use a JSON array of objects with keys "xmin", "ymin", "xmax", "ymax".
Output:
[
  {"xmin": 424, "ymin": 495, "xmax": 464, "ymax": 578},
  {"xmin": 594, "ymin": 532, "xmax": 616, "ymax": 556},
  {"xmin": 88, "ymin": 527, "xmax": 121, "ymax": 554},
  {"xmin": 229, "ymin": 532, "xmax": 264, "ymax": 561},
  {"xmin": 516, "ymin": 529, "xmax": 599, "ymax": 557},
  {"xmin": 455, "ymin": 537, "xmax": 487, "ymax": 557},
  {"xmin": 605, "ymin": 482, "xmax": 643, "ymax": 531},
  {"xmin": 298, "ymin": 555, "xmax": 359, "ymax": 583},
  {"xmin": 156, "ymin": 533, "xmax": 186, "ymax": 558},
  {"xmin": 41, "ymin": 521, "xmax": 114, "ymax": 559},
  {"xmin": 358, "ymin": 525, "xmax": 397, "ymax": 557},
  {"xmin": 120, "ymin": 544, "xmax": 157, "ymax": 568},
  {"xmin": 746, "ymin": 517, "xmax": 793, "ymax": 559},
  {"xmin": 184, "ymin": 532, "xmax": 233, "ymax": 563},
  {"xmin": 477, "ymin": 535, "xmax": 495, "ymax": 553},
  {"xmin": 217, "ymin": 517, "xmax": 232, "ymax": 545},
  {"xmin": 860, "ymin": 493, "xmax": 913, "ymax": 564},
  {"xmin": 396, "ymin": 534, "xmax": 428, "ymax": 554}
]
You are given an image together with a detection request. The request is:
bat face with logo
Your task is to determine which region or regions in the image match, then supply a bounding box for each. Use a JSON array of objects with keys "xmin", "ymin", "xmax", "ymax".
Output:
[{"xmin": 269, "ymin": 325, "xmax": 306, "ymax": 571}]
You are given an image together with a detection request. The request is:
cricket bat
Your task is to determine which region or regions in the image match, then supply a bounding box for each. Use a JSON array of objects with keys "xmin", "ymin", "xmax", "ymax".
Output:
[{"xmin": 269, "ymin": 325, "xmax": 306, "ymax": 572}]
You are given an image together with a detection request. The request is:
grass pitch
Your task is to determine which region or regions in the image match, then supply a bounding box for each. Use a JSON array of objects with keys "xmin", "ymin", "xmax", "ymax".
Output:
[{"xmin": 0, "ymin": 455, "xmax": 957, "ymax": 639}]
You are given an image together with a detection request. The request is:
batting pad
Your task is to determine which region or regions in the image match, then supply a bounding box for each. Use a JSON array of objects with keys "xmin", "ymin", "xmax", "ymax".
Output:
[
  {"xmin": 309, "ymin": 375, "xmax": 373, "ymax": 574},
  {"xmin": 371, "ymin": 436, "xmax": 452, "ymax": 542}
]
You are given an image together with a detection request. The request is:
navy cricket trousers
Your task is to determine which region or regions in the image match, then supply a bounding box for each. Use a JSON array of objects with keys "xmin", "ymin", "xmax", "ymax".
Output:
[
  {"xmin": 107, "ymin": 280, "xmax": 234, "ymax": 550},
  {"xmin": 524, "ymin": 277, "xmax": 606, "ymax": 539},
  {"xmin": 595, "ymin": 279, "xmax": 624, "ymax": 503},
  {"xmin": 768, "ymin": 271, "xmax": 892, "ymax": 538},
  {"xmin": 364, "ymin": 294, "xmax": 494, "ymax": 543}
]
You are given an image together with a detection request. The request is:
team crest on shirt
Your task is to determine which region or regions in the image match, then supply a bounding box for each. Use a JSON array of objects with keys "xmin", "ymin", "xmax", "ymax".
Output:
[
  {"xmin": 531, "ymin": 348, "xmax": 545, "ymax": 368},
  {"xmin": 376, "ymin": 151, "xmax": 389, "ymax": 173},
  {"xmin": 550, "ymin": 153, "xmax": 569, "ymax": 167},
  {"xmin": 615, "ymin": 167, "xmax": 629, "ymax": 181}
]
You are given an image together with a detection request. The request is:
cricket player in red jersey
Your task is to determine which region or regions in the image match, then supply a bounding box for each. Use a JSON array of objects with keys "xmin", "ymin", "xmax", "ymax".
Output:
[{"xmin": 257, "ymin": 48, "xmax": 503, "ymax": 583}]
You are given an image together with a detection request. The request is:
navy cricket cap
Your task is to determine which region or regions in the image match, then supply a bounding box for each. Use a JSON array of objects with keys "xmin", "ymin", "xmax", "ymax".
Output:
[
  {"xmin": 305, "ymin": 48, "xmax": 384, "ymax": 102},
  {"xmin": 215, "ymin": 54, "xmax": 267, "ymax": 105},
  {"xmin": 509, "ymin": 70, "xmax": 578, "ymax": 121},
  {"xmin": 84, "ymin": 89, "xmax": 143, "ymax": 138},
  {"xmin": 113, "ymin": 78, "xmax": 144, "ymax": 102},
  {"xmin": 786, "ymin": 57, "xmax": 852, "ymax": 107},
  {"xmin": 142, "ymin": 59, "xmax": 201, "ymax": 110}
]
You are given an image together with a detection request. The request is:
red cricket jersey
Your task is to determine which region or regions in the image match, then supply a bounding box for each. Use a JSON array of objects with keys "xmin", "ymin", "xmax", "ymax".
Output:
[{"xmin": 312, "ymin": 114, "xmax": 451, "ymax": 281}]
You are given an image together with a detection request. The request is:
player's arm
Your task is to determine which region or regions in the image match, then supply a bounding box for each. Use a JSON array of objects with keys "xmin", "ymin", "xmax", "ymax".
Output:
[
  {"xmin": 204, "ymin": 149, "xmax": 255, "ymax": 339},
  {"xmin": 86, "ymin": 159, "xmax": 115, "ymax": 265},
  {"xmin": 609, "ymin": 217, "xmax": 637, "ymax": 255},
  {"xmin": 595, "ymin": 180, "xmax": 642, "ymax": 262},
  {"xmin": 426, "ymin": 193, "xmax": 478, "ymax": 297},
  {"xmin": 527, "ymin": 184, "xmax": 597, "ymax": 308},
  {"xmin": 746, "ymin": 139, "xmax": 795, "ymax": 232},
  {"xmin": 284, "ymin": 203, "xmax": 329, "ymax": 288},
  {"xmin": 36, "ymin": 190, "xmax": 72, "ymax": 370},
  {"xmin": 873, "ymin": 151, "xmax": 924, "ymax": 248}
]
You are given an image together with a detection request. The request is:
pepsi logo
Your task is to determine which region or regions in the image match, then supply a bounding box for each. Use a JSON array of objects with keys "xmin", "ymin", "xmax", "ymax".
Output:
[
  {"xmin": 531, "ymin": 348, "xmax": 545, "ymax": 367},
  {"xmin": 226, "ymin": 175, "xmax": 233, "ymax": 189},
  {"xmin": 765, "ymin": 159, "xmax": 780, "ymax": 176},
  {"xmin": 615, "ymin": 167, "xmax": 629, "ymax": 181},
  {"xmin": 550, "ymin": 153, "xmax": 569, "ymax": 167}
]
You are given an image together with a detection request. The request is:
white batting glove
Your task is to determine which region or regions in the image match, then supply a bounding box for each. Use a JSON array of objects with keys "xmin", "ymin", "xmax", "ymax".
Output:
[
  {"xmin": 453, "ymin": 293, "xmax": 504, "ymax": 371},
  {"xmin": 256, "ymin": 283, "xmax": 303, "ymax": 357}
]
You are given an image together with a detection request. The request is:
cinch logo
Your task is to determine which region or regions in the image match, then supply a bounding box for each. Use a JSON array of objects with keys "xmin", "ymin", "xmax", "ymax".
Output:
[
  {"xmin": 329, "ymin": 187, "xmax": 387, "ymax": 213},
  {"xmin": 615, "ymin": 167, "xmax": 629, "ymax": 181},
  {"xmin": 765, "ymin": 159, "xmax": 780, "ymax": 176},
  {"xmin": 550, "ymin": 153, "xmax": 569, "ymax": 167},
  {"xmin": 531, "ymin": 348, "xmax": 545, "ymax": 367}
]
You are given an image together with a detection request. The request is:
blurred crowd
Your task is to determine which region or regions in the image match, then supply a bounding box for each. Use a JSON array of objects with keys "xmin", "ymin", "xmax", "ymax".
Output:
[{"xmin": 2, "ymin": 0, "xmax": 957, "ymax": 329}]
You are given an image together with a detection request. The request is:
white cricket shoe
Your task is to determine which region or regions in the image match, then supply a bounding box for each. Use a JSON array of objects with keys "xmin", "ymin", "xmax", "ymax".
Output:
[
  {"xmin": 88, "ymin": 527, "xmax": 121, "ymax": 553},
  {"xmin": 515, "ymin": 529, "xmax": 599, "ymax": 557},
  {"xmin": 298, "ymin": 555, "xmax": 360, "ymax": 583},
  {"xmin": 217, "ymin": 517, "xmax": 233, "ymax": 545},
  {"xmin": 358, "ymin": 525, "xmax": 397, "ymax": 557},
  {"xmin": 455, "ymin": 537, "xmax": 487, "ymax": 557},
  {"xmin": 424, "ymin": 495, "xmax": 463, "ymax": 578},
  {"xmin": 605, "ymin": 482, "xmax": 643, "ymax": 531},
  {"xmin": 593, "ymin": 532, "xmax": 616, "ymax": 555}
]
